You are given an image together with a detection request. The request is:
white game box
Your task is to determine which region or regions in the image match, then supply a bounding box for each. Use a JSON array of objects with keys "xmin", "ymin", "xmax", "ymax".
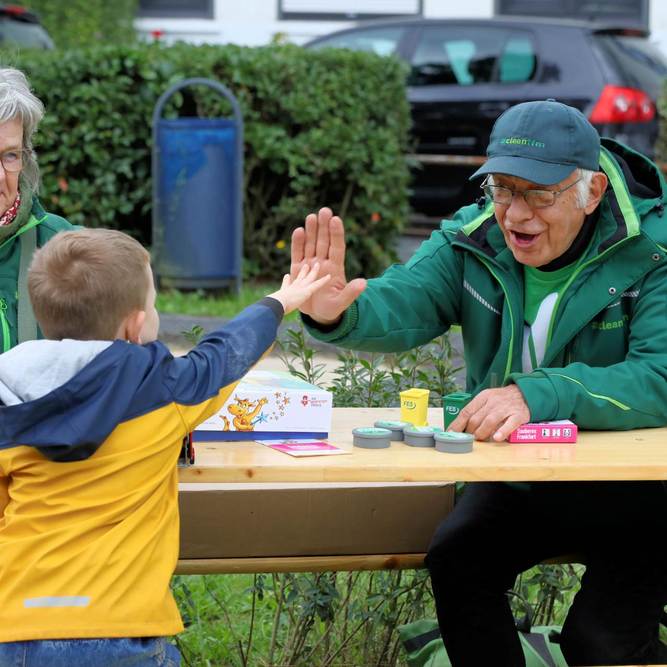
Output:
[{"xmin": 194, "ymin": 370, "xmax": 332, "ymax": 441}]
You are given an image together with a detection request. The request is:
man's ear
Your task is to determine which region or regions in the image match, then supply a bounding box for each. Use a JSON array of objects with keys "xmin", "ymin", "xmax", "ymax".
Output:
[
  {"xmin": 584, "ymin": 172, "xmax": 608, "ymax": 214},
  {"xmin": 117, "ymin": 309, "xmax": 146, "ymax": 344}
]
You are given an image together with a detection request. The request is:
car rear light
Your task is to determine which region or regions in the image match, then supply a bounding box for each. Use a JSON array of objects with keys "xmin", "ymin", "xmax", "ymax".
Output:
[
  {"xmin": 589, "ymin": 85, "xmax": 655, "ymax": 123},
  {"xmin": 3, "ymin": 5, "xmax": 26, "ymax": 15}
]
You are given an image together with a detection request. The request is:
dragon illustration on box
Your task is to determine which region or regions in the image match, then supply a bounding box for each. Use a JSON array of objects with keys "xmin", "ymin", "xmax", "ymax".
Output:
[{"xmin": 220, "ymin": 396, "xmax": 268, "ymax": 431}]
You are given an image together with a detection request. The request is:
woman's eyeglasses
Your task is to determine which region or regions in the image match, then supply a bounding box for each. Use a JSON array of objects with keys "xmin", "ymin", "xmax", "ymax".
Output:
[{"xmin": 0, "ymin": 149, "xmax": 27, "ymax": 173}]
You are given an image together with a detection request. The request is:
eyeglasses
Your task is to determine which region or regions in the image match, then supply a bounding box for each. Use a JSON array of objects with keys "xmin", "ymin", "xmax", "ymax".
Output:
[
  {"xmin": 481, "ymin": 177, "xmax": 581, "ymax": 209},
  {"xmin": 0, "ymin": 149, "xmax": 26, "ymax": 173}
]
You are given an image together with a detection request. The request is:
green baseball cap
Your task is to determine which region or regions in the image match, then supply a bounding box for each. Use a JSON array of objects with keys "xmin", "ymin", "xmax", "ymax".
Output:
[{"xmin": 471, "ymin": 99, "xmax": 600, "ymax": 185}]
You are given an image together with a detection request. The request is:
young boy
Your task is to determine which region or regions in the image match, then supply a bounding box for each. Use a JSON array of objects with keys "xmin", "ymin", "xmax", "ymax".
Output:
[{"xmin": 0, "ymin": 228, "xmax": 329, "ymax": 666}]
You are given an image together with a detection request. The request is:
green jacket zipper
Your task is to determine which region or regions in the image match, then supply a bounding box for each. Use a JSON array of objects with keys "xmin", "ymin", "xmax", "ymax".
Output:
[
  {"xmin": 476, "ymin": 257, "xmax": 515, "ymax": 383},
  {"xmin": 0, "ymin": 298, "xmax": 10, "ymax": 352},
  {"xmin": 451, "ymin": 237, "xmax": 518, "ymax": 384}
]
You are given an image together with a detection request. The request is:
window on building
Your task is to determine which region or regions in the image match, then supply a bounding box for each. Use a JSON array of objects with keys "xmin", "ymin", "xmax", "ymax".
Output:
[
  {"xmin": 137, "ymin": 0, "xmax": 214, "ymax": 19},
  {"xmin": 279, "ymin": 0, "xmax": 421, "ymax": 21},
  {"xmin": 408, "ymin": 26, "xmax": 536, "ymax": 87},
  {"xmin": 496, "ymin": 0, "xmax": 648, "ymax": 31}
]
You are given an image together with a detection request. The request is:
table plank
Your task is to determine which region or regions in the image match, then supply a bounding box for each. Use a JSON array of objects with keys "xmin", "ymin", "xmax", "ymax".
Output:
[
  {"xmin": 181, "ymin": 408, "xmax": 667, "ymax": 483},
  {"xmin": 176, "ymin": 553, "xmax": 426, "ymax": 574}
]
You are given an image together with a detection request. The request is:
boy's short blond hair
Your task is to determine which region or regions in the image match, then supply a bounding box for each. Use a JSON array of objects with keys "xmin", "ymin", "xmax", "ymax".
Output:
[{"xmin": 29, "ymin": 229, "xmax": 151, "ymax": 340}]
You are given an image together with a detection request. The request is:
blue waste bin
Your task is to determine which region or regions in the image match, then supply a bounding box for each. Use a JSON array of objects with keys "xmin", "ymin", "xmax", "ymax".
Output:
[{"xmin": 152, "ymin": 78, "xmax": 243, "ymax": 291}]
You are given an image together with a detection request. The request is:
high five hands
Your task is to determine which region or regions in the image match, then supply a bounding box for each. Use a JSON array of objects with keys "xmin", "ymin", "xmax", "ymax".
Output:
[
  {"xmin": 268, "ymin": 262, "xmax": 332, "ymax": 315},
  {"xmin": 290, "ymin": 208, "xmax": 367, "ymax": 325}
]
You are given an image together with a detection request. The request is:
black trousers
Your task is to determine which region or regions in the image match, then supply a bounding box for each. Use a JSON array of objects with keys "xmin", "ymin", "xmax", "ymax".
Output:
[{"xmin": 424, "ymin": 481, "xmax": 667, "ymax": 667}]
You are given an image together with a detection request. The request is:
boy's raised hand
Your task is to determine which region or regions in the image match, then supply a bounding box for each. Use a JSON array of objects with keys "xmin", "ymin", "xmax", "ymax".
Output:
[
  {"xmin": 290, "ymin": 207, "xmax": 367, "ymax": 324},
  {"xmin": 269, "ymin": 262, "xmax": 331, "ymax": 315}
]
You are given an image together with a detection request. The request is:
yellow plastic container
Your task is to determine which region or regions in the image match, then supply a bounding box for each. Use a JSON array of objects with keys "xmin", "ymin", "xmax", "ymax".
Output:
[{"xmin": 399, "ymin": 388, "xmax": 430, "ymax": 426}]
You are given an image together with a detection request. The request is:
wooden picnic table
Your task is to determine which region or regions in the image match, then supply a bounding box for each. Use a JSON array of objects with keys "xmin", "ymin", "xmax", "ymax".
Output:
[
  {"xmin": 176, "ymin": 408, "xmax": 667, "ymax": 574},
  {"xmin": 180, "ymin": 407, "xmax": 667, "ymax": 484}
]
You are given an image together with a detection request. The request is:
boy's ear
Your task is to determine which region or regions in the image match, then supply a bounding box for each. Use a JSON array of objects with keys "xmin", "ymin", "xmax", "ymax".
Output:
[{"xmin": 119, "ymin": 309, "xmax": 146, "ymax": 344}]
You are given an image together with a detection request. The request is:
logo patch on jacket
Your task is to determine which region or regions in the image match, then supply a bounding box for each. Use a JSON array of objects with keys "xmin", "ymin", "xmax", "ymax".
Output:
[{"xmin": 591, "ymin": 314, "xmax": 629, "ymax": 331}]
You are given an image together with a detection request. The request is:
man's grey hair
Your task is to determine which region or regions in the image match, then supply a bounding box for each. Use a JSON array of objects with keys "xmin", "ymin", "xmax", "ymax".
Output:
[
  {"xmin": 488, "ymin": 168, "xmax": 597, "ymax": 209},
  {"xmin": 0, "ymin": 68, "xmax": 44, "ymax": 193},
  {"xmin": 574, "ymin": 168, "xmax": 595, "ymax": 209}
]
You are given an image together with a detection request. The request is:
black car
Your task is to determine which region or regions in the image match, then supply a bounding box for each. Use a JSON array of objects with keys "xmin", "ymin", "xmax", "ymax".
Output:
[
  {"xmin": 306, "ymin": 17, "xmax": 667, "ymax": 216},
  {"xmin": 0, "ymin": 5, "xmax": 53, "ymax": 50}
]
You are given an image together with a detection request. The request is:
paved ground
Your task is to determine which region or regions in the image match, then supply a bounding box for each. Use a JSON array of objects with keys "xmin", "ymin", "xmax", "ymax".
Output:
[{"xmin": 159, "ymin": 313, "xmax": 341, "ymax": 354}]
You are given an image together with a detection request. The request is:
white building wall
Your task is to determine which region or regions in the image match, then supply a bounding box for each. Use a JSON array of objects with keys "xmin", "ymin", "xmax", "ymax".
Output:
[
  {"xmin": 134, "ymin": 0, "xmax": 667, "ymax": 54},
  {"xmin": 134, "ymin": 0, "xmax": 493, "ymax": 46},
  {"xmin": 650, "ymin": 1, "xmax": 667, "ymax": 56},
  {"xmin": 422, "ymin": 0, "xmax": 492, "ymax": 19},
  {"xmin": 135, "ymin": 0, "xmax": 341, "ymax": 46}
]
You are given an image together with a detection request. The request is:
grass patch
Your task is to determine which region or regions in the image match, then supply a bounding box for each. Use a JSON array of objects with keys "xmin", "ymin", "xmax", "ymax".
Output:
[{"xmin": 157, "ymin": 283, "xmax": 294, "ymax": 320}]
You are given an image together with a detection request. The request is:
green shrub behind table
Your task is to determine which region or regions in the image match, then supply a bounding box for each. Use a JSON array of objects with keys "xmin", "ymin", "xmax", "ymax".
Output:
[
  {"xmin": 654, "ymin": 78, "xmax": 667, "ymax": 163},
  {"xmin": 8, "ymin": 43, "xmax": 411, "ymax": 279}
]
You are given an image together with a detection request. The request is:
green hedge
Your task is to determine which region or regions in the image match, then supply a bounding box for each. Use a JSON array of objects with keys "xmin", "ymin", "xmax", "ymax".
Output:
[
  {"xmin": 26, "ymin": 0, "xmax": 137, "ymax": 48},
  {"xmin": 8, "ymin": 43, "xmax": 411, "ymax": 279},
  {"xmin": 656, "ymin": 79, "xmax": 667, "ymax": 163}
]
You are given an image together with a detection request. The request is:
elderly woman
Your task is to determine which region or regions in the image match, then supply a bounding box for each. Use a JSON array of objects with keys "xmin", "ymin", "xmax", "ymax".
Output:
[{"xmin": 0, "ymin": 67, "xmax": 72, "ymax": 352}]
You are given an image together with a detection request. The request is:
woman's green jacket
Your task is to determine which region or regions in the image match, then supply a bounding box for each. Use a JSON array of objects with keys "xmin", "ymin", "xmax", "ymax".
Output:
[{"xmin": 0, "ymin": 194, "xmax": 73, "ymax": 352}]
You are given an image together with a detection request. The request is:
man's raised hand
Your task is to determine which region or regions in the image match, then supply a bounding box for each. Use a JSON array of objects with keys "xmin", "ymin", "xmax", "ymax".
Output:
[{"xmin": 290, "ymin": 207, "xmax": 367, "ymax": 324}]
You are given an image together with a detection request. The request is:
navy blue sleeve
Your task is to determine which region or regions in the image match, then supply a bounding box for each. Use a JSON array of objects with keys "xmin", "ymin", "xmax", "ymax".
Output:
[{"xmin": 162, "ymin": 300, "xmax": 282, "ymax": 405}]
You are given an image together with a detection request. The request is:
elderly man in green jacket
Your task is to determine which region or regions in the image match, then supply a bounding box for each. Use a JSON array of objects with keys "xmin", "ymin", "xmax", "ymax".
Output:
[{"xmin": 291, "ymin": 100, "xmax": 667, "ymax": 666}]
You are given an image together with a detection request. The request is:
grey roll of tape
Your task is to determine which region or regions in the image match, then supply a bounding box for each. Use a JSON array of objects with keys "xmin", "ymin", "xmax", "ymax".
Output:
[
  {"xmin": 434, "ymin": 431, "xmax": 474, "ymax": 454},
  {"xmin": 374, "ymin": 420, "xmax": 409, "ymax": 441},
  {"xmin": 353, "ymin": 427, "xmax": 392, "ymax": 449},
  {"xmin": 403, "ymin": 426, "xmax": 439, "ymax": 448}
]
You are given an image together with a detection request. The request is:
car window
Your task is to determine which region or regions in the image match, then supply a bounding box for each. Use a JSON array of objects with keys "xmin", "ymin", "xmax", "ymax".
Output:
[
  {"xmin": 409, "ymin": 26, "xmax": 536, "ymax": 86},
  {"xmin": 593, "ymin": 34, "xmax": 667, "ymax": 97},
  {"xmin": 309, "ymin": 27, "xmax": 405, "ymax": 57},
  {"xmin": 0, "ymin": 18, "xmax": 53, "ymax": 49},
  {"xmin": 443, "ymin": 40, "xmax": 475, "ymax": 84},
  {"xmin": 499, "ymin": 37, "xmax": 535, "ymax": 82}
]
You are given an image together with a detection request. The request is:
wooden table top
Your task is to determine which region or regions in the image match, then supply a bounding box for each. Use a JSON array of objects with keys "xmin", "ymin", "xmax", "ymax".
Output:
[{"xmin": 179, "ymin": 408, "xmax": 667, "ymax": 484}]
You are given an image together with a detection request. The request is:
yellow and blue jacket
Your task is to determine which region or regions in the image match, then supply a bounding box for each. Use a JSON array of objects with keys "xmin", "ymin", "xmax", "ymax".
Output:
[{"xmin": 0, "ymin": 298, "xmax": 282, "ymax": 642}]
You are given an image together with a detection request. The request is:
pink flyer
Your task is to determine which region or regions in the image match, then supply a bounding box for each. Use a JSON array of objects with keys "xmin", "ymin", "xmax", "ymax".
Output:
[{"xmin": 257, "ymin": 439, "xmax": 350, "ymax": 457}]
